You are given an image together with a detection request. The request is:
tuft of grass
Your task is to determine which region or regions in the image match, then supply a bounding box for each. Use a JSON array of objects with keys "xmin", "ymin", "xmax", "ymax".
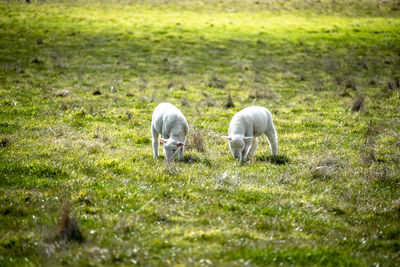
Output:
[
  {"xmin": 206, "ymin": 75, "xmax": 225, "ymax": 89},
  {"xmin": 0, "ymin": 137, "xmax": 10, "ymax": 148},
  {"xmin": 255, "ymin": 154, "xmax": 290, "ymax": 165},
  {"xmin": 306, "ymin": 153, "xmax": 342, "ymax": 180},
  {"xmin": 181, "ymin": 153, "xmax": 202, "ymax": 164},
  {"xmin": 54, "ymin": 207, "xmax": 84, "ymax": 243},
  {"xmin": 387, "ymin": 75, "xmax": 400, "ymax": 91},
  {"xmin": 180, "ymin": 97, "xmax": 190, "ymax": 107},
  {"xmin": 225, "ymin": 90, "xmax": 235, "ymax": 108},
  {"xmin": 186, "ymin": 128, "xmax": 206, "ymax": 153},
  {"xmin": 92, "ymin": 89, "xmax": 102, "ymax": 96},
  {"xmin": 248, "ymin": 86, "xmax": 279, "ymax": 100},
  {"xmin": 54, "ymin": 89, "xmax": 71, "ymax": 97},
  {"xmin": 351, "ymin": 94, "xmax": 365, "ymax": 112}
]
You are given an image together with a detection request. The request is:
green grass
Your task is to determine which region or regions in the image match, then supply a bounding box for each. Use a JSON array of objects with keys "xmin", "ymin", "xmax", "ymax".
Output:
[{"xmin": 1, "ymin": 0, "xmax": 400, "ymax": 265}]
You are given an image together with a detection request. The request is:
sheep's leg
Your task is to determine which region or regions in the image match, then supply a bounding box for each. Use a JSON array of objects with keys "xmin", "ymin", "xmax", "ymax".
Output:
[
  {"xmin": 265, "ymin": 127, "xmax": 278, "ymax": 156},
  {"xmin": 178, "ymin": 146, "xmax": 184, "ymax": 161},
  {"xmin": 241, "ymin": 141, "xmax": 252, "ymax": 162},
  {"xmin": 161, "ymin": 130, "xmax": 169, "ymax": 157},
  {"xmin": 247, "ymin": 138, "xmax": 258, "ymax": 158},
  {"xmin": 151, "ymin": 126, "xmax": 159, "ymax": 159}
]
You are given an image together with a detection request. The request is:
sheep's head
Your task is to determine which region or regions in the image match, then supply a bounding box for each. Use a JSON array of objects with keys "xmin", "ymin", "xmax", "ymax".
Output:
[
  {"xmin": 222, "ymin": 135, "xmax": 252, "ymax": 162},
  {"xmin": 160, "ymin": 138, "xmax": 184, "ymax": 161}
]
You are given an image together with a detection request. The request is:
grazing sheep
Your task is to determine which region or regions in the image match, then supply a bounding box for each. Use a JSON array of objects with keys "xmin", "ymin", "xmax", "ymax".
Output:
[
  {"xmin": 151, "ymin": 103, "xmax": 189, "ymax": 161},
  {"xmin": 223, "ymin": 106, "xmax": 277, "ymax": 162}
]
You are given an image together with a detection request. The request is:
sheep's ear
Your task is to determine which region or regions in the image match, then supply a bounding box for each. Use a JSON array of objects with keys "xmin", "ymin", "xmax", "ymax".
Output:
[
  {"xmin": 159, "ymin": 138, "xmax": 167, "ymax": 144},
  {"xmin": 222, "ymin": 136, "xmax": 232, "ymax": 141},
  {"xmin": 177, "ymin": 142, "xmax": 184, "ymax": 147},
  {"xmin": 243, "ymin": 137, "xmax": 253, "ymax": 140}
]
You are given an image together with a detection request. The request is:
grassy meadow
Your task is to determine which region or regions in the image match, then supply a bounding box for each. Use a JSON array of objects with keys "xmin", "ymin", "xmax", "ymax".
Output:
[{"xmin": 1, "ymin": 0, "xmax": 400, "ymax": 265}]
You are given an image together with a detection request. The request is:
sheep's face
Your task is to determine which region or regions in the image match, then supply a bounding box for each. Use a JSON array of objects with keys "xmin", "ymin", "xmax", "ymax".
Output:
[
  {"xmin": 229, "ymin": 139, "xmax": 245, "ymax": 160},
  {"xmin": 222, "ymin": 135, "xmax": 253, "ymax": 162},
  {"xmin": 160, "ymin": 138, "xmax": 184, "ymax": 161}
]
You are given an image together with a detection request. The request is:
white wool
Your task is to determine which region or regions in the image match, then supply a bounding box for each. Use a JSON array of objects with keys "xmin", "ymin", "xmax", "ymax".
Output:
[
  {"xmin": 224, "ymin": 106, "xmax": 277, "ymax": 162},
  {"xmin": 151, "ymin": 103, "xmax": 189, "ymax": 161}
]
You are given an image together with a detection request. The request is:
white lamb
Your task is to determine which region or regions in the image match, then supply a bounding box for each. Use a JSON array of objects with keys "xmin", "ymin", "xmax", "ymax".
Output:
[
  {"xmin": 151, "ymin": 103, "xmax": 189, "ymax": 161},
  {"xmin": 223, "ymin": 106, "xmax": 278, "ymax": 162}
]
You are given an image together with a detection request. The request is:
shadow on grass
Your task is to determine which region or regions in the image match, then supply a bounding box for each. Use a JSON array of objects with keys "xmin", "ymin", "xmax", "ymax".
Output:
[
  {"xmin": 181, "ymin": 154, "xmax": 212, "ymax": 166},
  {"xmin": 255, "ymin": 154, "xmax": 290, "ymax": 165},
  {"xmin": 181, "ymin": 154, "xmax": 202, "ymax": 164},
  {"xmin": 150, "ymin": 154, "xmax": 208, "ymax": 165}
]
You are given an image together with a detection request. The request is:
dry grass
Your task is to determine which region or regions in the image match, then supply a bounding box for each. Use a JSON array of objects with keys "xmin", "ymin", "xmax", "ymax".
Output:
[
  {"xmin": 350, "ymin": 94, "xmax": 365, "ymax": 112},
  {"xmin": 225, "ymin": 90, "xmax": 235, "ymax": 108},
  {"xmin": 201, "ymin": 97, "xmax": 217, "ymax": 107},
  {"xmin": 307, "ymin": 153, "xmax": 342, "ymax": 179},
  {"xmin": 180, "ymin": 97, "xmax": 190, "ymax": 107},
  {"xmin": 186, "ymin": 127, "xmax": 206, "ymax": 153},
  {"xmin": 387, "ymin": 75, "xmax": 400, "ymax": 91},
  {"xmin": 167, "ymin": 80, "xmax": 186, "ymax": 91},
  {"xmin": 53, "ymin": 89, "xmax": 71, "ymax": 97},
  {"xmin": 54, "ymin": 206, "xmax": 84, "ymax": 243},
  {"xmin": 365, "ymin": 165, "xmax": 398, "ymax": 184},
  {"xmin": 206, "ymin": 75, "xmax": 225, "ymax": 89},
  {"xmin": 248, "ymin": 85, "xmax": 278, "ymax": 100},
  {"xmin": 126, "ymin": 91, "xmax": 135, "ymax": 97},
  {"xmin": 345, "ymin": 78, "xmax": 357, "ymax": 90}
]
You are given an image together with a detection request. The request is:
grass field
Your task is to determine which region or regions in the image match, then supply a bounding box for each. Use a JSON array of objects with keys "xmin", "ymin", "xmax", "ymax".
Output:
[{"xmin": 1, "ymin": 0, "xmax": 400, "ymax": 265}]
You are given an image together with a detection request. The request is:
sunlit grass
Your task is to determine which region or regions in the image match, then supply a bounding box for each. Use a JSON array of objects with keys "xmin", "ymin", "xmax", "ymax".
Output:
[{"xmin": 1, "ymin": 0, "xmax": 399, "ymax": 265}]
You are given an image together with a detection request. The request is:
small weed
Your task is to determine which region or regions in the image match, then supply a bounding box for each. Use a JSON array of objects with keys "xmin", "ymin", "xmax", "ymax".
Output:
[
  {"xmin": 31, "ymin": 57, "xmax": 42, "ymax": 64},
  {"xmin": 387, "ymin": 75, "xmax": 400, "ymax": 91},
  {"xmin": 350, "ymin": 94, "xmax": 365, "ymax": 112},
  {"xmin": 0, "ymin": 137, "xmax": 10, "ymax": 148},
  {"xmin": 126, "ymin": 111, "xmax": 133, "ymax": 119},
  {"xmin": 206, "ymin": 75, "xmax": 225, "ymax": 89},
  {"xmin": 54, "ymin": 206, "xmax": 84, "ymax": 243},
  {"xmin": 340, "ymin": 88, "xmax": 351, "ymax": 97},
  {"xmin": 368, "ymin": 78, "xmax": 377, "ymax": 86},
  {"xmin": 92, "ymin": 89, "xmax": 102, "ymax": 95},
  {"xmin": 334, "ymin": 75, "xmax": 343, "ymax": 86},
  {"xmin": 362, "ymin": 118, "xmax": 386, "ymax": 165},
  {"xmin": 126, "ymin": 91, "xmax": 135, "ymax": 97},
  {"xmin": 225, "ymin": 90, "xmax": 235, "ymax": 108},
  {"xmin": 345, "ymin": 78, "xmax": 357, "ymax": 90},
  {"xmin": 180, "ymin": 97, "xmax": 190, "ymax": 107}
]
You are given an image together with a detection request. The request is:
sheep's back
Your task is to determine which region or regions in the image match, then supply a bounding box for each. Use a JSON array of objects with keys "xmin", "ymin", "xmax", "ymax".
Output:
[{"xmin": 229, "ymin": 106, "xmax": 271, "ymax": 137}]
